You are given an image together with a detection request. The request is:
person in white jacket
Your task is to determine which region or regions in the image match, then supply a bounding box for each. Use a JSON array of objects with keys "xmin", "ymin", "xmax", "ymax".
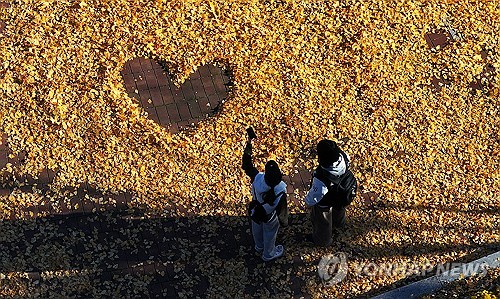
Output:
[
  {"xmin": 304, "ymin": 139, "xmax": 350, "ymax": 246},
  {"xmin": 242, "ymin": 139, "xmax": 286, "ymax": 261}
]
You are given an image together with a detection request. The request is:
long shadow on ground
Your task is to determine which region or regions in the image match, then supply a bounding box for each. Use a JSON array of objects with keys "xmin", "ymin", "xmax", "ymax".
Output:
[
  {"xmin": 0, "ymin": 209, "xmax": 317, "ymax": 298},
  {"xmin": 0, "ymin": 182, "xmax": 498, "ymax": 299}
]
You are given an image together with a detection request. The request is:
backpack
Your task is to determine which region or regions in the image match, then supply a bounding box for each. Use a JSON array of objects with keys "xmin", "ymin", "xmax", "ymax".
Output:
[
  {"xmin": 248, "ymin": 200, "xmax": 271, "ymax": 224},
  {"xmin": 315, "ymin": 158, "xmax": 357, "ymax": 210},
  {"xmin": 248, "ymin": 189, "xmax": 285, "ymax": 224}
]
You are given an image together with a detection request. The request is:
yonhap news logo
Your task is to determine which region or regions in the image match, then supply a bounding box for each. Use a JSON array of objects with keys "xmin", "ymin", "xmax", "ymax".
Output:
[
  {"xmin": 318, "ymin": 252, "xmax": 348, "ymax": 286},
  {"xmin": 318, "ymin": 252, "xmax": 489, "ymax": 286}
]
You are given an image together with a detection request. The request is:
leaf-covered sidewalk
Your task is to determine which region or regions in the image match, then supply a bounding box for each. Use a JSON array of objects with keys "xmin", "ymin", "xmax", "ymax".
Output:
[
  {"xmin": 1, "ymin": 0, "xmax": 499, "ymax": 297},
  {"xmin": 1, "ymin": 187, "xmax": 498, "ymax": 298},
  {"xmin": 0, "ymin": 206, "xmax": 314, "ymax": 298}
]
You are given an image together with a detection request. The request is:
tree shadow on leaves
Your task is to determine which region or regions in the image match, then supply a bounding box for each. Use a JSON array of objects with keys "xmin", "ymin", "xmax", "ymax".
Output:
[
  {"xmin": 1, "ymin": 178, "xmax": 498, "ymax": 299},
  {"xmin": 0, "ymin": 199, "xmax": 320, "ymax": 298}
]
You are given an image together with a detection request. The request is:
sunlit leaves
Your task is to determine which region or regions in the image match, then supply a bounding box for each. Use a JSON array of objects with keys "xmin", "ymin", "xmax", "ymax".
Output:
[{"xmin": 0, "ymin": 0, "xmax": 498, "ymax": 297}]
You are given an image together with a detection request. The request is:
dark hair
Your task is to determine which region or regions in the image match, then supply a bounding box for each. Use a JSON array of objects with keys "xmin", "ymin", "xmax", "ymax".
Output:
[
  {"xmin": 262, "ymin": 186, "xmax": 277, "ymax": 205},
  {"xmin": 264, "ymin": 160, "xmax": 282, "ymax": 187},
  {"xmin": 317, "ymin": 139, "xmax": 340, "ymax": 167}
]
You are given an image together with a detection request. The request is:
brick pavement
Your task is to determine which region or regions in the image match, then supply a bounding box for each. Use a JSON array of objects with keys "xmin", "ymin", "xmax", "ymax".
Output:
[
  {"xmin": 121, "ymin": 58, "xmax": 232, "ymax": 134},
  {"xmin": 0, "ymin": 2, "xmax": 9, "ymax": 35},
  {"xmin": 425, "ymin": 29, "xmax": 496, "ymax": 94}
]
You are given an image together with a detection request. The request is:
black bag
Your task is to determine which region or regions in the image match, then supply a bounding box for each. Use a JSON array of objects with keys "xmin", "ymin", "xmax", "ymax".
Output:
[
  {"xmin": 248, "ymin": 200, "xmax": 271, "ymax": 224},
  {"xmin": 248, "ymin": 190, "xmax": 286, "ymax": 224},
  {"xmin": 315, "ymin": 168, "xmax": 357, "ymax": 210}
]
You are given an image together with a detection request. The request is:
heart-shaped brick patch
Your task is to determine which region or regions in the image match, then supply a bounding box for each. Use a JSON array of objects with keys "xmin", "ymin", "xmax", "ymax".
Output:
[{"xmin": 121, "ymin": 58, "xmax": 232, "ymax": 134}]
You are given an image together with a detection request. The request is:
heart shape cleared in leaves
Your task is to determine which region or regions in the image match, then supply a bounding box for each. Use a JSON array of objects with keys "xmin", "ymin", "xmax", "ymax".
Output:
[
  {"xmin": 121, "ymin": 58, "xmax": 232, "ymax": 134},
  {"xmin": 121, "ymin": 58, "xmax": 315, "ymax": 207}
]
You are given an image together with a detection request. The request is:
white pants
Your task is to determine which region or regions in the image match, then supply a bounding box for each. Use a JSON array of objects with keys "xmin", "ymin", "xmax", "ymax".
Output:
[{"xmin": 251, "ymin": 215, "xmax": 279, "ymax": 260}]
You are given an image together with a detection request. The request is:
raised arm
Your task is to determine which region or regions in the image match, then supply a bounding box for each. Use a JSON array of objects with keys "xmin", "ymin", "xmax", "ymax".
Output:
[{"xmin": 242, "ymin": 141, "xmax": 259, "ymax": 182}]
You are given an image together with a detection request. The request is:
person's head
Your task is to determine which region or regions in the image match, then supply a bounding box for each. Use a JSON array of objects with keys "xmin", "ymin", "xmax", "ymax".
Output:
[
  {"xmin": 264, "ymin": 160, "xmax": 282, "ymax": 187},
  {"xmin": 317, "ymin": 139, "xmax": 340, "ymax": 167}
]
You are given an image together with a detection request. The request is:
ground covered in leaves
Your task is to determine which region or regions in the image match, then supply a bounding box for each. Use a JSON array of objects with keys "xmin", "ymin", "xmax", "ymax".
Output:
[{"xmin": 0, "ymin": 0, "xmax": 499, "ymax": 298}]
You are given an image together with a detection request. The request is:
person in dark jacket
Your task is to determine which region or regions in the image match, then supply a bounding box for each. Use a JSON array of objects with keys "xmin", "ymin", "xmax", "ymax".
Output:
[
  {"xmin": 304, "ymin": 139, "xmax": 350, "ymax": 246},
  {"xmin": 242, "ymin": 139, "xmax": 287, "ymax": 261}
]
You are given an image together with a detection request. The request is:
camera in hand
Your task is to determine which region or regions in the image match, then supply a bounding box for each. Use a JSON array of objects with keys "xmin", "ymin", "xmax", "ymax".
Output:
[{"xmin": 246, "ymin": 127, "xmax": 257, "ymax": 140}]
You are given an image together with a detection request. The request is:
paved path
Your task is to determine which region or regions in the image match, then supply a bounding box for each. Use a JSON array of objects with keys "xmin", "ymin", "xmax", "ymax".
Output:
[{"xmin": 0, "ymin": 205, "xmax": 313, "ymax": 298}]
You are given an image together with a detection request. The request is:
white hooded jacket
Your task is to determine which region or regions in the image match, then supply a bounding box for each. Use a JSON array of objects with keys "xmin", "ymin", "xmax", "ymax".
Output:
[{"xmin": 251, "ymin": 172, "xmax": 287, "ymax": 216}]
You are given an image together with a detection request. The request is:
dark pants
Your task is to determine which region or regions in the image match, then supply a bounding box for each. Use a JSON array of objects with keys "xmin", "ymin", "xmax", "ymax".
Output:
[
  {"xmin": 311, "ymin": 205, "xmax": 346, "ymax": 246},
  {"xmin": 276, "ymin": 195, "xmax": 289, "ymax": 227}
]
